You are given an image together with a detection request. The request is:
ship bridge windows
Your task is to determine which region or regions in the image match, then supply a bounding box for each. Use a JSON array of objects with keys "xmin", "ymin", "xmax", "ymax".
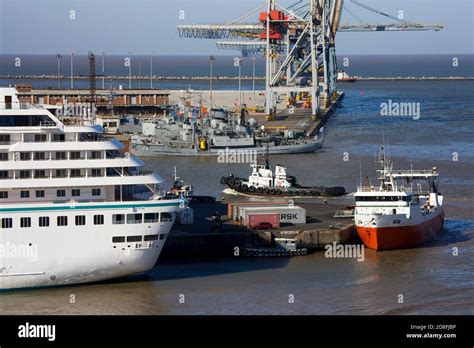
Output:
[{"xmin": 355, "ymin": 196, "xmax": 409, "ymax": 202}]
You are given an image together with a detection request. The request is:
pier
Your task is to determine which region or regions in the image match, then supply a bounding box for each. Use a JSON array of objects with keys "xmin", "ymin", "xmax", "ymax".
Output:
[{"xmin": 162, "ymin": 195, "xmax": 357, "ymax": 260}]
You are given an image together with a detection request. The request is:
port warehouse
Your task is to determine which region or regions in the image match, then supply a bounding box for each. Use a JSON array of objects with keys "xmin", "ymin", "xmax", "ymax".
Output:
[{"xmin": 14, "ymin": 84, "xmax": 170, "ymax": 114}]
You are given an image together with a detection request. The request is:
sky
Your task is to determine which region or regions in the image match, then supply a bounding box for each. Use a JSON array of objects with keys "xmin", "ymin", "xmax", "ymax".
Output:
[{"xmin": 0, "ymin": 0, "xmax": 472, "ymax": 56}]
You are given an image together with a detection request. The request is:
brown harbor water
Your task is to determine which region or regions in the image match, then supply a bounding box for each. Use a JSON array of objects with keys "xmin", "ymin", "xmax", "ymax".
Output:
[{"xmin": 0, "ymin": 80, "xmax": 473, "ymax": 315}]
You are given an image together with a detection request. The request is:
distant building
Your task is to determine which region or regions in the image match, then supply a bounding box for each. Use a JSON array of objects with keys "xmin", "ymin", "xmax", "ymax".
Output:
[{"xmin": 14, "ymin": 84, "xmax": 170, "ymax": 115}]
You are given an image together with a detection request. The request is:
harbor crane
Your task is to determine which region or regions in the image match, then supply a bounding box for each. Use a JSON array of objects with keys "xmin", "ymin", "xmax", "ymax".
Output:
[{"xmin": 178, "ymin": 0, "xmax": 443, "ymax": 118}]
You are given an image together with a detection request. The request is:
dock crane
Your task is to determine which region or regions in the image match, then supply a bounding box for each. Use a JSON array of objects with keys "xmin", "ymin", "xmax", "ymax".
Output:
[{"xmin": 177, "ymin": 0, "xmax": 443, "ymax": 118}]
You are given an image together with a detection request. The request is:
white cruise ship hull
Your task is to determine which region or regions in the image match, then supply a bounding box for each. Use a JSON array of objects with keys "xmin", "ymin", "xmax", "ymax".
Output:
[{"xmin": 0, "ymin": 199, "xmax": 182, "ymax": 290}]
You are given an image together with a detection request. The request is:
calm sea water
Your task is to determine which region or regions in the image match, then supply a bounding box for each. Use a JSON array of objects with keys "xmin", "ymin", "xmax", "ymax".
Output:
[
  {"xmin": 0, "ymin": 54, "xmax": 473, "ymax": 90},
  {"xmin": 0, "ymin": 78, "xmax": 473, "ymax": 314}
]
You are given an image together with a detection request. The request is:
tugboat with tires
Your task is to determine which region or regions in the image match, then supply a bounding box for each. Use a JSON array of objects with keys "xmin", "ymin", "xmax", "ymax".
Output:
[{"xmin": 220, "ymin": 157, "xmax": 346, "ymax": 197}]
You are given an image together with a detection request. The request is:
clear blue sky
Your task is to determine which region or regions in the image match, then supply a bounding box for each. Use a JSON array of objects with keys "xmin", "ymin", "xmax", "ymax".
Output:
[{"xmin": 0, "ymin": 0, "xmax": 472, "ymax": 55}]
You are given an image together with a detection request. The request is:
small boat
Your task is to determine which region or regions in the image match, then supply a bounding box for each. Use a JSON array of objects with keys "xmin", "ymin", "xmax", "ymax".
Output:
[
  {"xmin": 242, "ymin": 238, "xmax": 308, "ymax": 257},
  {"xmin": 337, "ymin": 70, "xmax": 357, "ymax": 83}
]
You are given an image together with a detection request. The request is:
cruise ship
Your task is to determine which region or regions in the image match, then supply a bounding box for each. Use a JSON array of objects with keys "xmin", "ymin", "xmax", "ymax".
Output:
[
  {"xmin": 0, "ymin": 87, "xmax": 186, "ymax": 290},
  {"xmin": 354, "ymin": 146, "xmax": 444, "ymax": 251}
]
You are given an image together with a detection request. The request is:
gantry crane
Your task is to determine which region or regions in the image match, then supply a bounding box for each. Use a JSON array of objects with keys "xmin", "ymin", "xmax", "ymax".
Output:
[{"xmin": 177, "ymin": 0, "xmax": 443, "ymax": 117}]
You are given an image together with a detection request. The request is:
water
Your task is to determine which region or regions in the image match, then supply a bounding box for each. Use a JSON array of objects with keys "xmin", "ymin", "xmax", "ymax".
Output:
[
  {"xmin": 1, "ymin": 54, "xmax": 473, "ymax": 90},
  {"xmin": 1, "ymin": 79, "xmax": 473, "ymax": 314}
]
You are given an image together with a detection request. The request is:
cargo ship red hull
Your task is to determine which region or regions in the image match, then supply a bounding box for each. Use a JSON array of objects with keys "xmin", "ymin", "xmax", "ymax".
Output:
[{"xmin": 356, "ymin": 211, "xmax": 444, "ymax": 251}]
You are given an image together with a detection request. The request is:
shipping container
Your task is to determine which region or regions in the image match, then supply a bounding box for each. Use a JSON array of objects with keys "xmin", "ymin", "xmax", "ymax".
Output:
[
  {"xmin": 247, "ymin": 213, "xmax": 280, "ymax": 229},
  {"xmin": 228, "ymin": 201, "xmax": 288, "ymax": 220},
  {"xmin": 238, "ymin": 206, "xmax": 306, "ymax": 225}
]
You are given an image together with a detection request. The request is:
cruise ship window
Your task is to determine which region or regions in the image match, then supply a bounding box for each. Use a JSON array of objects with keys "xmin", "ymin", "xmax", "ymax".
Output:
[
  {"xmin": 127, "ymin": 235, "xmax": 142, "ymax": 242},
  {"xmin": 55, "ymin": 169, "xmax": 67, "ymax": 178},
  {"xmin": 34, "ymin": 134, "xmax": 47, "ymax": 142},
  {"xmin": 0, "ymin": 171, "xmax": 9, "ymax": 179},
  {"xmin": 71, "ymin": 189, "xmax": 80, "ymax": 197},
  {"xmin": 20, "ymin": 217, "xmax": 31, "ymax": 228},
  {"xmin": 112, "ymin": 236, "xmax": 125, "ymax": 243},
  {"xmin": 91, "ymin": 169, "xmax": 102, "ymax": 177},
  {"xmin": 144, "ymin": 235, "xmax": 159, "ymax": 241},
  {"xmin": 19, "ymin": 170, "xmax": 31, "ymax": 179},
  {"xmin": 0, "ymin": 153, "xmax": 8, "ymax": 161},
  {"xmin": 57, "ymin": 216, "xmax": 68, "ymax": 227},
  {"xmin": 70, "ymin": 151, "xmax": 81, "ymax": 160},
  {"xmin": 55, "ymin": 152, "xmax": 67, "ymax": 160},
  {"xmin": 56, "ymin": 190, "xmax": 66, "ymax": 197},
  {"xmin": 36, "ymin": 190, "xmax": 45, "ymax": 198},
  {"xmin": 75, "ymin": 216, "xmax": 86, "ymax": 226},
  {"xmin": 19, "ymin": 152, "xmax": 31, "ymax": 161},
  {"xmin": 70, "ymin": 170, "xmax": 81, "ymax": 178},
  {"xmin": 39, "ymin": 216, "xmax": 49, "ymax": 227},
  {"xmin": 112, "ymin": 214, "xmax": 125, "ymax": 224},
  {"xmin": 34, "ymin": 152, "xmax": 46, "ymax": 160},
  {"xmin": 94, "ymin": 215, "xmax": 104, "ymax": 225},
  {"xmin": 52, "ymin": 134, "xmax": 65, "ymax": 142},
  {"xmin": 20, "ymin": 191, "xmax": 30, "ymax": 198},
  {"xmin": 0, "ymin": 134, "xmax": 11, "ymax": 144},
  {"xmin": 144, "ymin": 213, "xmax": 159, "ymax": 223},
  {"xmin": 1, "ymin": 218, "xmax": 12, "ymax": 229},
  {"xmin": 127, "ymin": 214, "xmax": 143, "ymax": 224},
  {"xmin": 34, "ymin": 170, "xmax": 46, "ymax": 178},
  {"xmin": 160, "ymin": 212, "xmax": 173, "ymax": 222},
  {"xmin": 92, "ymin": 188, "xmax": 101, "ymax": 196},
  {"xmin": 0, "ymin": 191, "xmax": 8, "ymax": 199},
  {"xmin": 90, "ymin": 151, "xmax": 102, "ymax": 159}
]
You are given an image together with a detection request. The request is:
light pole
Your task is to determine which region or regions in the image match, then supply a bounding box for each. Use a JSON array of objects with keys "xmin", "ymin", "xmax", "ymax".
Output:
[
  {"xmin": 252, "ymin": 56, "xmax": 256, "ymax": 105},
  {"xmin": 70, "ymin": 51, "xmax": 74, "ymax": 89},
  {"xmin": 102, "ymin": 51, "xmax": 105, "ymax": 90},
  {"xmin": 56, "ymin": 54, "xmax": 63, "ymax": 89},
  {"xmin": 150, "ymin": 52, "xmax": 153, "ymax": 89},
  {"xmin": 209, "ymin": 55, "xmax": 215, "ymax": 108},
  {"xmin": 128, "ymin": 51, "xmax": 132, "ymax": 89},
  {"xmin": 236, "ymin": 57, "xmax": 242, "ymax": 108}
]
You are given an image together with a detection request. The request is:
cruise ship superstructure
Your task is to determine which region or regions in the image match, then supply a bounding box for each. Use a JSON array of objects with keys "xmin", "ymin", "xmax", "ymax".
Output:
[{"xmin": 0, "ymin": 88, "xmax": 185, "ymax": 290}]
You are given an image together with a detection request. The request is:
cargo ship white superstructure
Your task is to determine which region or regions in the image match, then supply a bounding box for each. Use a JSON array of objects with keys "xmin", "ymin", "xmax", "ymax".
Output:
[{"xmin": 0, "ymin": 88, "xmax": 185, "ymax": 290}]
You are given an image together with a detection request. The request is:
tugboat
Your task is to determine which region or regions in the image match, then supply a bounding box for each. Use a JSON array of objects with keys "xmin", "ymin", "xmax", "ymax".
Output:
[
  {"xmin": 220, "ymin": 155, "xmax": 346, "ymax": 197},
  {"xmin": 354, "ymin": 146, "xmax": 444, "ymax": 251}
]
